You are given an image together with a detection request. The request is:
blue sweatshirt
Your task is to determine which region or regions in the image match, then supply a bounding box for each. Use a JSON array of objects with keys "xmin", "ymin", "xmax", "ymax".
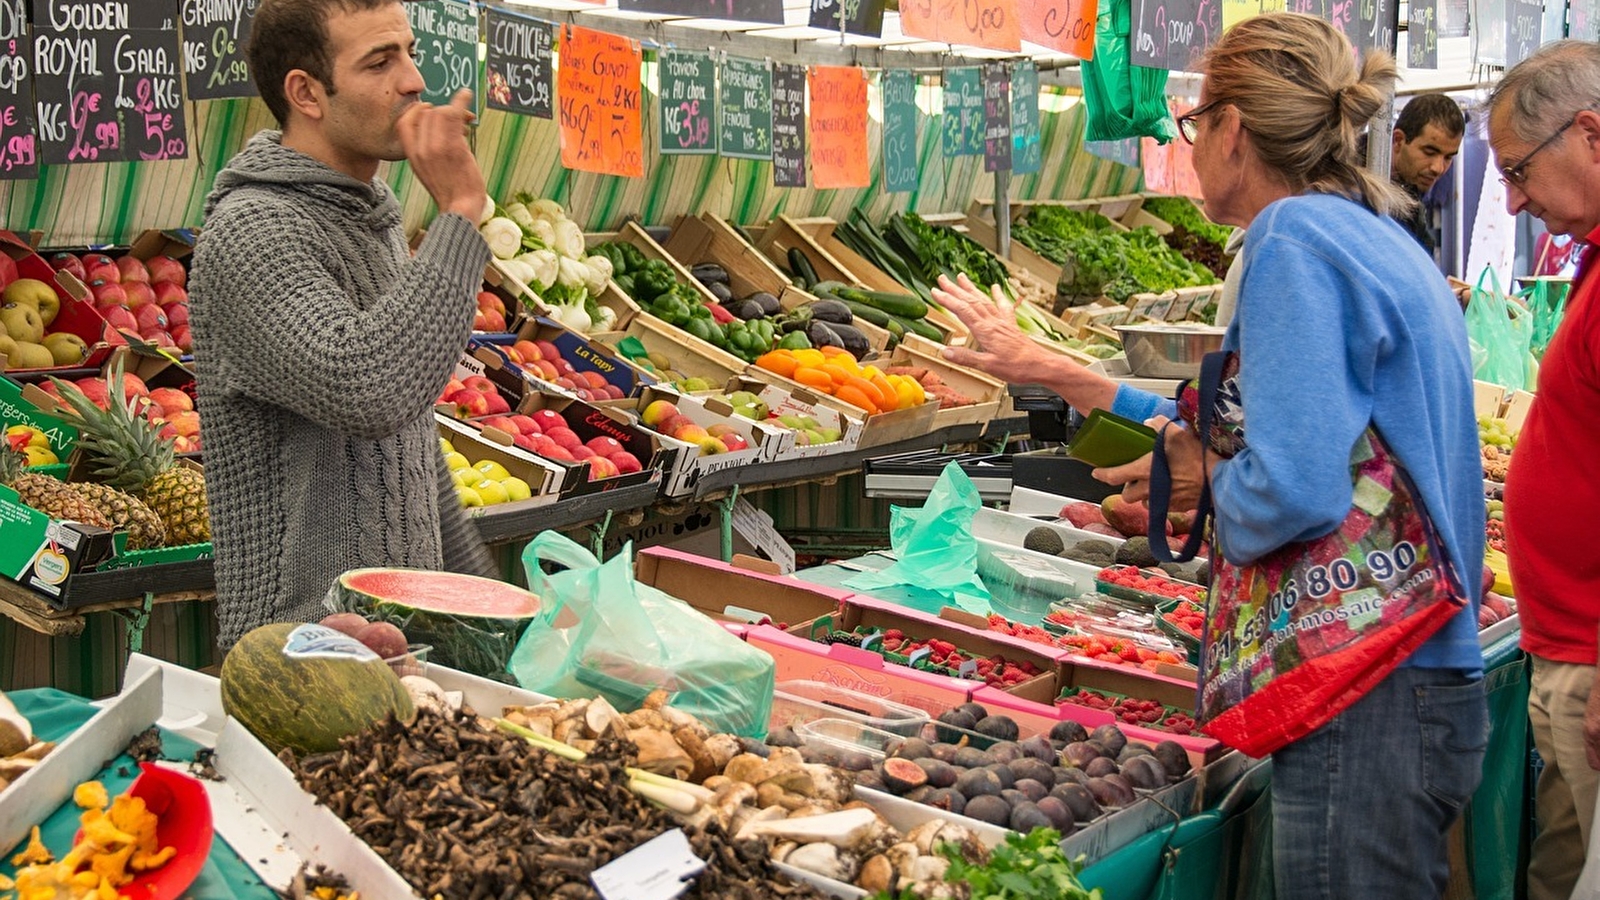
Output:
[{"xmin": 1117, "ymin": 193, "xmax": 1483, "ymax": 673}]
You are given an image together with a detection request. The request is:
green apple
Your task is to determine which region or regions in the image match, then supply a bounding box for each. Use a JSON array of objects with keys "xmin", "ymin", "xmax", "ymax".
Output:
[
  {"xmin": 456, "ymin": 484, "xmax": 483, "ymax": 507},
  {"xmin": 502, "ymin": 476, "xmax": 532, "ymax": 501}
]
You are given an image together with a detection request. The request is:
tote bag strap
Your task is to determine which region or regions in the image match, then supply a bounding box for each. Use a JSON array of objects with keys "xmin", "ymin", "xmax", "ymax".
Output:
[{"xmin": 1149, "ymin": 351, "xmax": 1230, "ymax": 564}]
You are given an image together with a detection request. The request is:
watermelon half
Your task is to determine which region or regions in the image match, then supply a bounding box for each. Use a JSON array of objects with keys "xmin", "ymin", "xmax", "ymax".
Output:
[{"xmin": 332, "ymin": 568, "xmax": 542, "ymax": 678}]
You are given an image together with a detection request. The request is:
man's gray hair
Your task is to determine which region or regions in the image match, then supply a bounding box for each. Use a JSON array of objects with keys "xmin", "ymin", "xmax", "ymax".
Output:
[{"xmin": 1489, "ymin": 40, "xmax": 1600, "ymax": 142}]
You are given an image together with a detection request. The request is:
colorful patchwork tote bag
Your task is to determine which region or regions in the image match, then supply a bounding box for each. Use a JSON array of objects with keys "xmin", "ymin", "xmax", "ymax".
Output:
[{"xmin": 1148, "ymin": 351, "xmax": 1468, "ymax": 757}]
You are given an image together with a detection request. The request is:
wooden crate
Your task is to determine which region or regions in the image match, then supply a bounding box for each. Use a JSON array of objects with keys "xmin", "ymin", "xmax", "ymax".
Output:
[
  {"xmin": 886, "ymin": 338, "xmax": 1006, "ymax": 430},
  {"xmin": 588, "ymin": 221, "xmax": 725, "ymax": 308},
  {"xmin": 967, "ymin": 194, "xmax": 1148, "ymax": 231}
]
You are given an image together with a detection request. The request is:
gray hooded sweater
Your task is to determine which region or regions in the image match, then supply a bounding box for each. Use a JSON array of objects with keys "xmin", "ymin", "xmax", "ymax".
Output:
[{"xmin": 190, "ymin": 131, "xmax": 495, "ymax": 649}]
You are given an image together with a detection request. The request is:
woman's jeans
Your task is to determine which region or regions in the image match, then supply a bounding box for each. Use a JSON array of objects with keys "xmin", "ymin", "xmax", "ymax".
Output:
[{"xmin": 1271, "ymin": 666, "xmax": 1489, "ymax": 899}]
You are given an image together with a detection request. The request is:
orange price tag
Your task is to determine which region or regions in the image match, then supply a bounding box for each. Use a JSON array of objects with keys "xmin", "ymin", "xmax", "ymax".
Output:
[
  {"xmin": 557, "ymin": 25, "xmax": 644, "ymax": 178},
  {"xmin": 807, "ymin": 66, "xmax": 869, "ymax": 189},
  {"xmin": 900, "ymin": 0, "xmax": 1022, "ymax": 52},
  {"xmin": 1019, "ymin": 0, "xmax": 1096, "ymax": 58}
]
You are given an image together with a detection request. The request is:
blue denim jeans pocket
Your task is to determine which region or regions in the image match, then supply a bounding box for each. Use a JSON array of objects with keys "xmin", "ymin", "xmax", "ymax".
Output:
[{"xmin": 1417, "ymin": 675, "xmax": 1491, "ymax": 813}]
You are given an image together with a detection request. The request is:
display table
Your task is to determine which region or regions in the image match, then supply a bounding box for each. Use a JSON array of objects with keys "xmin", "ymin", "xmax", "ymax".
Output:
[{"xmin": 0, "ymin": 688, "xmax": 277, "ymax": 899}]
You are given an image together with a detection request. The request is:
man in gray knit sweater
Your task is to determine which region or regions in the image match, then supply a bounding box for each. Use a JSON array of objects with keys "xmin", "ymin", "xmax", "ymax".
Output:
[{"xmin": 189, "ymin": 0, "xmax": 495, "ymax": 648}]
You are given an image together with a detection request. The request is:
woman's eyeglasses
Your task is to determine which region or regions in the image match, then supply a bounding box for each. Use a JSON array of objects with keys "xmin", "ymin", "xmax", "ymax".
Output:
[{"xmin": 1176, "ymin": 99, "xmax": 1224, "ymax": 144}]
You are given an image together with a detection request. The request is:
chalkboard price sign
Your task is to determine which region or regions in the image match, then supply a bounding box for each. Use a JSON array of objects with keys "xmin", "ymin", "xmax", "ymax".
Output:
[
  {"xmin": 1574, "ymin": 0, "xmax": 1599, "ymax": 40},
  {"xmin": 771, "ymin": 62, "xmax": 804, "ymax": 187},
  {"xmin": 32, "ymin": 0, "xmax": 164, "ymax": 164},
  {"xmin": 181, "ymin": 0, "xmax": 257, "ymax": 100},
  {"xmin": 808, "ymin": 0, "xmax": 885, "ymax": 36},
  {"xmin": 405, "ymin": 0, "xmax": 479, "ymax": 109},
  {"xmin": 1506, "ymin": 0, "xmax": 1541, "ymax": 67},
  {"xmin": 619, "ymin": 0, "xmax": 784, "ymax": 25},
  {"xmin": 881, "ymin": 69, "xmax": 917, "ymax": 193},
  {"xmin": 1358, "ymin": 0, "xmax": 1397, "ymax": 51},
  {"xmin": 117, "ymin": 0, "xmax": 189, "ymax": 161},
  {"xmin": 1010, "ymin": 59, "xmax": 1040, "ymax": 176},
  {"xmin": 719, "ymin": 56, "xmax": 771, "ymax": 161},
  {"xmin": 942, "ymin": 67, "xmax": 983, "ymax": 158},
  {"xmin": 485, "ymin": 7, "xmax": 552, "ymax": 119},
  {"xmin": 0, "ymin": 0, "xmax": 38, "ymax": 178},
  {"xmin": 1131, "ymin": 0, "xmax": 1220, "ymax": 72},
  {"xmin": 1407, "ymin": 0, "xmax": 1437, "ymax": 67},
  {"xmin": 981, "ymin": 61, "xmax": 1010, "ymax": 173},
  {"xmin": 658, "ymin": 50, "xmax": 716, "ymax": 155}
]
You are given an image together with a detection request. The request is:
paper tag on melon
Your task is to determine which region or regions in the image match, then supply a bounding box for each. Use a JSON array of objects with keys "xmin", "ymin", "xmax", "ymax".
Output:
[{"xmin": 281, "ymin": 623, "xmax": 381, "ymax": 662}]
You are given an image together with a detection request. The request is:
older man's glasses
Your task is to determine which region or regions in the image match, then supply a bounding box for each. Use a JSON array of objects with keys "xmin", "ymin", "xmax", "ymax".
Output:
[
  {"xmin": 1500, "ymin": 110, "xmax": 1591, "ymax": 188},
  {"xmin": 1176, "ymin": 99, "xmax": 1224, "ymax": 144}
]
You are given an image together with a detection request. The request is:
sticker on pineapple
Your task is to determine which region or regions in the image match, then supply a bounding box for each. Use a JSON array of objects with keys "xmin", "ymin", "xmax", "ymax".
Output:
[{"xmin": 281, "ymin": 623, "xmax": 380, "ymax": 662}]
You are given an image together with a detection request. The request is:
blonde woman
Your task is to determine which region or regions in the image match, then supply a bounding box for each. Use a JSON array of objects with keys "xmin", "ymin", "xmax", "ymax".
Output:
[{"xmin": 937, "ymin": 14, "xmax": 1486, "ymax": 897}]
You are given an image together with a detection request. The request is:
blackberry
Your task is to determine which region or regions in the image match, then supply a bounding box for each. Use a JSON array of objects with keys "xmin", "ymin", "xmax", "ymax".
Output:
[{"xmin": 825, "ymin": 631, "xmax": 863, "ymax": 647}]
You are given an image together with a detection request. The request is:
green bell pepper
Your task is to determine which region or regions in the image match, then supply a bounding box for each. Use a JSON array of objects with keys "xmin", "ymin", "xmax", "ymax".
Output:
[
  {"xmin": 777, "ymin": 331, "xmax": 812, "ymax": 350},
  {"xmin": 634, "ymin": 266, "xmax": 676, "ymax": 304},
  {"xmin": 613, "ymin": 273, "xmax": 636, "ymax": 298},
  {"xmin": 684, "ymin": 317, "xmax": 715, "ymax": 343}
]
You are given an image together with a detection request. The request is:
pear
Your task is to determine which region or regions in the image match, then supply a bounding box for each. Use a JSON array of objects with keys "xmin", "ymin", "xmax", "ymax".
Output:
[
  {"xmin": 1, "ymin": 278, "xmax": 60, "ymax": 326},
  {"xmin": 0, "ymin": 333, "xmax": 15, "ymax": 363},
  {"xmin": 1, "ymin": 304, "xmax": 44, "ymax": 344},
  {"xmin": 43, "ymin": 332, "xmax": 90, "ymax": 366},
  {"xmin": 7, "ymin": 341, "xmax": 54, "ymax": 369}
]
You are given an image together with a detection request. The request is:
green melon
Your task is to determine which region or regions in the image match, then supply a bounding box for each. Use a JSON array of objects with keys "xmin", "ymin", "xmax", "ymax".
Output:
[
  {"xmin": 332, "ymin": 567, "xmax": 542, "ymax": 678},
  {"xmin": 221, "ymin": 622, "xmax": 414, "ymax": 754}
]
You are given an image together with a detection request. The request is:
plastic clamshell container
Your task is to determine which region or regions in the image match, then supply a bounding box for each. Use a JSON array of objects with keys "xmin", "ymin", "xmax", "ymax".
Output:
[
  {"xmin": 975, "ymin": 536, "xmax": 1103, "ymax": 625},
  {"xmin": 1155, "ymin": 598, "xmax": 1203, "ymax": 659},
  {"xmin": 770, "ymin": 680, "xmax": 930, "ymax": 737},
  {"xmin": 1095, "ymin": 566, "xmax": 1207, "ymax": 608},
  {"xmin": 382, "ymin": 643, "xmax": 431, "ymax": 679},
  {"xmin": 795, "ymin": 717, "xmax": 904, "ymax": 760},
  {"xmin": 1065, "ymin": 408, "xmax": 1159, "ymax": 468}
]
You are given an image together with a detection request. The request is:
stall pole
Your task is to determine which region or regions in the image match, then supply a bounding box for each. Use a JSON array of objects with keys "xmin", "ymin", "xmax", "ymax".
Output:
[{"xmin": 995, "ymin": 168, "xmax": 1012, "ymax": 256}]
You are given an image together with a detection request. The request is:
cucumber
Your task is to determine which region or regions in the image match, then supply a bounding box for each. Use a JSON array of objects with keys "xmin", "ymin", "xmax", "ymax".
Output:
[
  {"xmin": 788, "ymin": 248, "xmax": 819, "ymax": 289},
  {"xmin": 810, "ymin": 280, "xmax": 851, "ymax": 296},
  {"xmin": 891, "ymin": 313, "xmax": 944, "ymax": 343},
  {"xmin": 834, "ymin": 286, "xmax": 928, "ymax": 319},
  {"xmin": 837, "ymin": 299, "xmax": 892, "ymax": 327}
]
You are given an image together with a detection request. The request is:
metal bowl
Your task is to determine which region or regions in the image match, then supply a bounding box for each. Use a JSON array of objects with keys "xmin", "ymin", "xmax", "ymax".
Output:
[{"xmin": 1114, "ymin": 323, "xmax": 1227, "ymax": 379}]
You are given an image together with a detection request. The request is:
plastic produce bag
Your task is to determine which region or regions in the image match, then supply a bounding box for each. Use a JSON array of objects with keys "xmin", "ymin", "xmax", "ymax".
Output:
[
  {"xmin": 1079, "ymin": 0, "xmax": 1175, "ymax": 143},
  {"xmin": 1466, "ymin": 266, "xmax": 1537, "ymax": 391},
  {"xmin": 845, "ymin": 462, "xmax": 991, "ymax": 614},
  {"xmin": 1525, "ymin": 277, "xmax": 1571, "ymax": 360},
  {"xmin": 510, "ymin": 533, "xmax": 774, "ymax": 738}
]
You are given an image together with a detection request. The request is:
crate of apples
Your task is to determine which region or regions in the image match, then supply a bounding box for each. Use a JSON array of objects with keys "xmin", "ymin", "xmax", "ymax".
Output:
[
  {"xmin": 437, "ymin": 374, "xmax": 514, "ymax": 418},
  {"xmin": 37, "ymin": 370, "xmax": 201, "ymax": 453},
  {"xmin": 50, "ymin": 251, "xmax": 192, "ymax": 353},
  {"xmin": 498, "ymin": 337, "xmax": 628, "ymax": 403},
  {"xmin": 479, "ymin": 408, "xmax": 643, "ymax": 481}
]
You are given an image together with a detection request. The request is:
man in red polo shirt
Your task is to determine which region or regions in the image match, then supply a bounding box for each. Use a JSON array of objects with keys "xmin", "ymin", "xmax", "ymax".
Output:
[{"xmin": 1488, "ymin": 41, "xmax": 1600, "ymax": 900}]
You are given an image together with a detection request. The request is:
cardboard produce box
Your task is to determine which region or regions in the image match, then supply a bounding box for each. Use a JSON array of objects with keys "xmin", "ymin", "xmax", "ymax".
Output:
[
  {"xmin": 882, "ymin": 338, "xmax": 1006, "ymax": 430},
  {"xmin": 713, "ymin": 374, "xmax": 860, "ymax": 458},
  {"xmin": 1, "ymin": 230, "xmax": 126, "ymax": 374},
  {"xmin": 745, "ymin": 624, "xmax": 976, "ymax": 719},
  {"xmin": 506, "ymin": 392, "xmax": 672, "ymax": 498},
  {"xmin": 471, "ymin": 316, "xmax": 659, "ymax": 399},
  {"xmin": 593, "ymin": 311, "xmax": 748, "ymax": 388},
  {"xmin": 635, "ymin": 545, "xmax": 848, "ymax": 633},
  {"xmin": 743, "ymin": 361, "xmax": 939, "ymax": 451},
  {"xmin": 0, "ymin": 375, "xmax": 80, "ymax": 456},
  {"xmin": 436, "ymin": 413, "xmax": 564, "ymax": 504},
  {"xmin": 614, "ymin": 386, "xmax": 780, "ymax": 496}
]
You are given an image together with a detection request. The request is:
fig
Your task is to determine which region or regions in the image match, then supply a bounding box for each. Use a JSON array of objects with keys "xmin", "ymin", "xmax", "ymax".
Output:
[
  {"xmin": 1103, "ymin": 773, "xmax": 1137, "ymax": 804},
  {"xmin": 739, "ymin": 736, "xmax": 772, "ymax": 757},
  {"xmin": 1019, "ymin": 734, "xmax": 1057, "ymax": 763},
  {"xmin": 955, "ymin": 768, "xmax": 1003, "ymax": 799},
  {"xmin": 935, "ymin": 709, "xmax": 978, "ymax": 742},
  {"xmin": 1091, "ymin": 724, "xmax": 1128, "ymax": 756},
  {"xmin": 1062, "ymin": 742, "xmax": 1101, "ymax": 768},
  {"xmin": 954, "ymin": 747, "xmax": 992, "ymax": 770},
  {"xmin": 964, "ymin": 794, "xmax": 1012, "ymax": 827},
  {"xmin": 1085, "ymin": 777, "xmax": 1128, "ymax": 809},
  {"xmin": 1087, "ymin": 740, "xmax": 1112, "ymax": 758},
  {"xmin": 1050, "ymin": 720, "xmax": 1090, "ymax": 745},
  {"xmin": 1036, "ymin": 796, "xmax": 1075, "ymax": 833},
  {"xmin": 1008, "ymin": 758, "xmax": 1054, "ymax": 786},
  {"xmin": 956, "ymin": 701, "xmax": 991, "ymax": 722},
  {"xmin": 1010, "ymin": 802, "xmax": 1053, "ymax": 833},
  {"xmin": 1122, "ymin": 755, "xmax": 1167, "ymax": 790},
  {"xmin": 1154, "ymin": 741, "xmax": 1193, "ymax": 779},
  {"xmin": 974, "ymin": 715, "xmax": 1020, "ymax": 743},
  {"xmin": 1001, "ymin": 789, "xmax": 1026, "ymax": 808},
  {"xmin": 766, "ymin": 727, "xmax": 803, "ymax": 748},
  {"xmin": 930, "ymin": 742, "xmax": 961, "ymax": 763},
  {"xmin": 854, "ymin": 769, "xmax": 885, "ymax": 790},
  {"xmin": 1053, "ymin": 783, "xmax": 1102, "ymax": 822},
  {"xmin": 840, "ymin": 752, "xmax": 875, "ymax": 772},
  {"xmin": 904, "ymin": 785, "xmax": 936, "ymax": 803},
  {"xmin": 891, "ymin": 737, "xmax": 932, "ymax": 760},
  {"xmin": 926, "ymin": 787, "xmax": 966, "ymax": 814},
  {"xmin": 987, "ymin": 764, "xmax": 1016, "ymax": 789},
  {"xmin": 987, "ymin": 741, "xmax": 1023, "ymax": 763},
  {"xmin": 1054, "ymin": 766, "xmax": 1089, "ymax": 786},
  {"xmin": 882, "ymin": 757, "xmax": 931, "ymax": 795},
  {"xmin": 1013, "ymin": 778, "xmax": 1050, "ymax": 803},
  {"xmin": 1117, "ymin": 742, "xmax": 1156, "ymax": 764},
  {"xmin": 917, "ymin": 759, "xmax": 959, "ymax": 789},
  {"xmin": 1084, "ymin": 756, "xmax": 1120, "ymax": 779}
]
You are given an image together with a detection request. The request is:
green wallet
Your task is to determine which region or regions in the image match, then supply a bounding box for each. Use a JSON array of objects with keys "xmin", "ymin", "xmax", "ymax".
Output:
[{"xmin": 1065, "ymin": 408, "xmax": 1159, "ymax": 467}]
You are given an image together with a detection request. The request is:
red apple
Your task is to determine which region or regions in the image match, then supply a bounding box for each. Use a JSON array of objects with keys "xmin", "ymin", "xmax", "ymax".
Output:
[
  {"xmin": 543, "ymin": 444, "xmax": 576, "ymax": 462},
  {"xmin": 482, "ymin": 415, "xmax": 518, "ymax": 435},
  {"xmin": 512, "ymin": 433, "xmax": 537, "ymax": 451},
  {"xmin": 145, "ymin": 255, "xmax": 186, "ymax": 287},
  {"xmin": 120, "ymin": 373, "xmax": 150, "ymax": 401},
  {"xmin": 718, "ymin": 433, "xmax": 750, "ymax": 452},
  {"xmin": 608, "ymin": 451, "xmax": 642, "ymax": 474},
  {"xmin": 50, "ymin": 252, "xmax": 86, "ymax": 282},
  {"xmin": 134, "ymin": 303, "xmax": 168, "ymax": 333},
  {"xmin": 85, "ymin": 260, "xmax": 120, "ymax": 284},
  {"xmin": 170, "ymin": 325, "xmax": 193, "ymax": 352},
  {"xmin": 172, "ymin": 434, "xmax": 198, "ymax": 453},
  {"xmin": 510, "ymin": 414, "xmax": 540, "ymax": 435},
  {"xmin": 529, "ymin": 409, "xmax": 565, "ymax": 434},
  {"xmin": 546, "ymin": 427, "xmax": 582, "ymax": 451},
  {"xmin": 483, "ymin": 392, "xmax": 512, "ymax": 415},
  {"xmin": 480, "ymin": 309, "xmax": 507, "ymax": 331},
  {"xmin": 448, "ymin": 388, "xmax": 490, "ymax": 417},
  {"xmin": 534, "ymin": 340, "xmax": 560, "ymax": 361},
  {"xmin": 123, "ymin": 281, "xmax": 156, "ymax": 308},
  {"xmin": 533, "ymin": 360, "xmax": 560, "ymax": 381},
  {"xmin": 477, "ymin": 291, "xmax": 507, "ymax": 318},
  {"xmin": 587, "ymin": 457, "xmax": 617, "ymax": 481},
  {"xmin": 438, "ymin": 378, "xmax": 466, "ymax": 401},
  {"xmin": 74, "ymin": 377, "xmax": 111, "ymax": 410},
  {"xmin": 157, "ymin": 422, "xmax": 179, "ymax": 441},
  {"xmin": 115, "ymin": 256, "xmax": 150, "ymax": 283},
  {"xmin": 153, "ymin": 282, "xmax": 187, "ymax": 306},
  {"xmin": 141, "ymin": 400, "xmax": 166, "ymax": 421},
  {"xmin": 585, "ymin": 436, "xmax": 623, "ymax": 457},
  {"xmin": 90, "ymin": 280, "xmax": 126, "ymax": 306},
  {"xmin": 473, "ymin": 309, "xmax": 489, "ymax": 330},
  {"xmin": 461, "ymin": 375, "xmax": 495, "ymax": 394},
  {"xmin": 83, "ymin": 253, "xmax": 113, "ymax": 269},
  {"xmin": 99, "ymin": 305, "xmax": 138, "ymax": 333},
  {"xmin": 570, "ymin": 445, "xmax": 597, "ymax": 460},
  {"xmin": 512, "ymin": 340, "xmax": 541, "ymax": 362},
  {"xmin": 167, "ymin": 410, "xmax": 201, "ymax": 438},
  {"xmin": 162, "ymin": 301, "xmax": 189, "ymax": 327},
  {"xmin": 659, "ymin": 414, "xmax": 695, "ymax": 437},
  {"xmin": 148, "ymin": 386, "xmax": 194, "ymax": 413},
  {"xmin": 604, "ymin": 385, "xmax": 625, "ymax": 400}
]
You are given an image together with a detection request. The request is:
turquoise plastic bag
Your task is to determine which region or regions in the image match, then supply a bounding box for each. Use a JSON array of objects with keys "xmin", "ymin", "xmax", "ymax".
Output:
[
  {"xmin": 511, "ymin": 533, "xmax": 774, "ymax": 738},
  {"xmin": 1079, "ymin": 0, "xmax": 1176, "ymax": 143},
  {"xmin": 845, "ymin": 462, "xmax": 991, "ymax": 614},
  {"xmin": 1466, "ymin": 266, "xmax": 1537, "ymax": 391},
  {"xmin": 1525, "ymin": 277, "xmax": 1571, "ymax": 360}
]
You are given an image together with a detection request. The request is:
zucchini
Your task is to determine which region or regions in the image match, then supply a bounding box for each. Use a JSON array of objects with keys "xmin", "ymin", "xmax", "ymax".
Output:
[
  {"xmin": 810, "ymin": 280, "xmax": 850, "ymax": 296},
  {"xmin": 834, "ymin": 287, "xmax": 928, "ymax": 319},
  {"xmin": 788, "ymin": 248, "xmax": 819, "ymax": 289},
  {"xmin": 891, "ymin": 313, "xmax": 944, "ymax": 343},
  {"xmin": 837, "ymin": 299, "xmax": 892, "ymax": 327}
]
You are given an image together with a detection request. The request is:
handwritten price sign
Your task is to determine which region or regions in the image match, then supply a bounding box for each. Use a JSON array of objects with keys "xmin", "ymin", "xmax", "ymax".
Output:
[
  {"xmin": 118, "ymin": 0, "xmax": 189, "ymax": 161},
  {"xmin": 880, "ymin": 69, "xmax": 917, "ymax": 194},
  {"xmin": 0, "ymin": 0, "xmax": 38, "ymax": 178},
  {"xmin": 981, "ymin": 60, "xmax": 1010, "ymax": 173},
  {"xmin": 900, "ymin": 0, "xmax": 1021, "ymax": 52},
  {"xmin": 1132, "ymin": 0, "xmax": 1221, "ymax": 71},
  {"xmin": 657, "ymin": 49, "xmax": 716, "ymax": 155},
  {"xmin": 485, "ymin": 7, "xmax": 552, "ymax": 119},
  {"xmin": 1407, "ymin": 0, "xmax": 1437, "ymax": 66},
  {"xmin": 942, "ymin": 67, "xmax": 983, "ymax": 158},
  {"xmin": 181, "ymin": 0, "xmax": 257, "ymax": 99},
  {"xmin": 1010, "ymin": 60, "xmax": 1040, "ymax": 176},
  {"xmin": 558, "ymin": 25, "xmax": 643, "ymax": 178},
  {"xmin": 771, "ymin": 62, "xmax": 805, "ymax": 187},
  {"xmin": 807, "ymin": 65, "xmax": 867, "ymax": 189},
  {"xmin": 718, "ymin": 56, "xmax": 771, "ymax": 161},
  {"xmin": 1505, "ymin": 0, "xmax": 1541, "ymax": 67},
  {"xmin": 31, "ymin": 0, "xmax": 130, "ymax": 163},
  {"xmin": 807, "ymin": 0, "xmax": 886, "ymax": 37},
  {"xmin": 405, "ymin": 0, "xmax": 478, "ymax": 110},
  {"xmin": 1018, "ymin": 0, "xmax": 1094, "ymax": 58}
]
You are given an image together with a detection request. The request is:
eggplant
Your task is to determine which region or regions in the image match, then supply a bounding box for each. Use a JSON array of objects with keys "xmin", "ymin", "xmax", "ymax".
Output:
[
  {"xmin": 734, "ymin": 299, "xmax": 768, "ymax": 320},
  {"xmin": 809, "ymin": 299, "xmax": 853, "ymax": 325},
  {"xmin": 744, "ymin": 291, "xmax": 781, "ymax": 317},
  {"xmin": 707, "ymin": 281, "xmax": 735, "ymax": 304},
  {"xmin": 806, "ymin": 320, "xmax": 844, "ymax": 349},
  {"xmin": 829, "ymin": 322, "xmax": 872, "ymax": 360},
  {"xmin": 692, "ymin": 263, "xmax": 731, "ymax": 285}
]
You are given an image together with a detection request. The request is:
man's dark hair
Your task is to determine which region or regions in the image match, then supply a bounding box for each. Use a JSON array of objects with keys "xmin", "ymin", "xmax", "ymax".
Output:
[
  {"xmin": 1395, "ymin": 93, "xmax": 1466, "ymax": 141},
  {"xmin": 247, "ymin": 0, "xmax": 396, "ymax": 127}
]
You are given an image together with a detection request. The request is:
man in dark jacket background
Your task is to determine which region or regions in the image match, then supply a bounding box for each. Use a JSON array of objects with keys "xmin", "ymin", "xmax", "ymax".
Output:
[{"xmin": 1389, "ymin": 93, "xmax": 1466, "ymax": 256}]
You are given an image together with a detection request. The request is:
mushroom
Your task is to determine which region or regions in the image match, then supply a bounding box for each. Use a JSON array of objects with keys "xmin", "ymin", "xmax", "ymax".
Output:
[
  {"xmin": 756, "ymin": 782, "xmax": 789, "ymax": 809},
  {"xmin": 738, "ymin": 806, "xmax": 880, "ymax": 848},
  {"xmin": 552, "ymin": 718, "xmax": 587, "ymax": 746},
  {"xmin": 770, "ymin": 841, "xmax": 799, "ymax": 864},
  {"xmin": 767, "ymin": 746, "xmax": 806, "ymax": 768},
  {"xmin": 0, "ymin": 757, "xmax": 39, "ymax": 781},
  {"xmin": 782, "ymin": 842, "xmax": 860, "ymax": 883},
  {"xmin": 702, "ymin": 733, "xmax": 742, "ymax": 772},
  {"xmin": 642, "ymin": 689, "xmax": 671, "ymax": 711},
  {"xmin": 0, "ymin": 691, "xmax": 32, "ymax": 758},
  {"xmin": 856, "ymin": 853, "xmax": 900, "ymax": 894},
  {"xmin": 702, "ymin": 775, "xmax": 733, "ymax": 793},
  {"xmin": 584, "ymin": 697, "xmax": 622, "ymax": 737},
  {"xmin": 724, "ymin": 753, "xmax": 774, "ymax": 786},
  {"xmin": 401, "ymin": 676, "xmax": 450, "ymax": 714},
  {"xmin": 906, "ymin": 820, "xmax": 986, "ymax": 865},
  {"xmin": 673, "ymin": 727, "xmax": 719, "ymax": 783},
  {"xmin": 630, "ymin": 728, "xmax": 694, "ymax": 779}
]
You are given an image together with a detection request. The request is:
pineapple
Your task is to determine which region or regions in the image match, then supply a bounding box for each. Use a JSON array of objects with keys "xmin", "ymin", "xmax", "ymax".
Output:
[
  {"xmin": 0, "ymin": 447, "xmax": 114, "ymax": 529},
  {"xmin": 48, "ymin": 360, "xmax": 212, "ymax": 547},
  {"xmin": 67, "ymin": 482, "xmax": 166, "ymax": 550}
]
